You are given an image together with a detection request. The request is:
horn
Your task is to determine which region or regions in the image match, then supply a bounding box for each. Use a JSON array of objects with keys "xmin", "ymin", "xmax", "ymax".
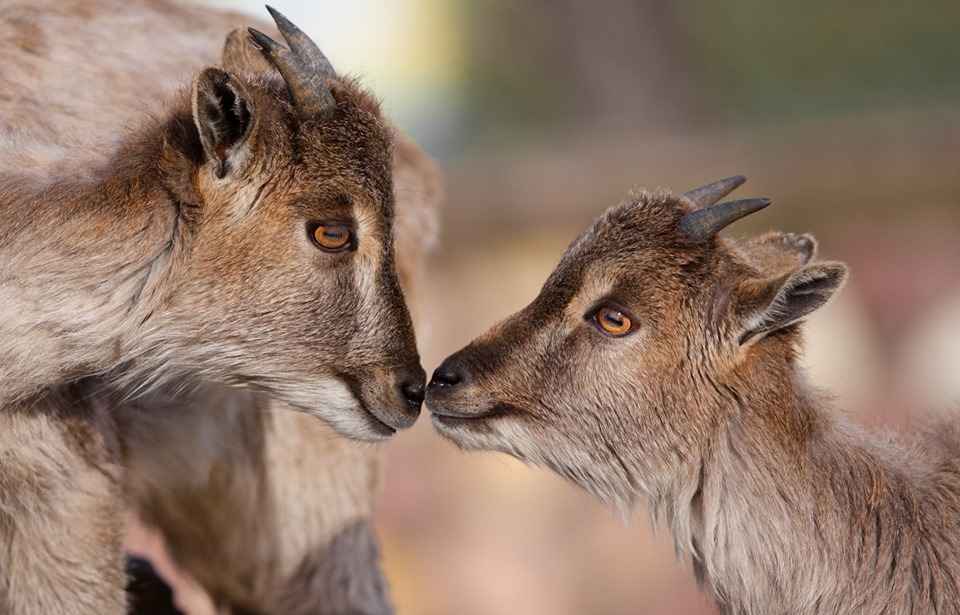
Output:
[
  {"xmin": 247, "ymin": 25, "xmax": 335, "ymax": 119},
  {"xmin": 683, "ymin": 175, "xmax": 747, "ymax": 207},
  {"xmin": 678, "ymin": 198, "xmax": 771, "ymax": 243},
  {"xmin": 265, "ymin": 6, "xmax": 337, "ymax": 79}
]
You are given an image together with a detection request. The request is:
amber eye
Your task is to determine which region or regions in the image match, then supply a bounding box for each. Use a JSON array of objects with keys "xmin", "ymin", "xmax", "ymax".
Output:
[
  {"xmin": 310, "ymin": 223, "xmax": 353, "ymax": 252},
  {"xmin": 594, "ymin": 306, "xmax": 632, "ymax": 336}
]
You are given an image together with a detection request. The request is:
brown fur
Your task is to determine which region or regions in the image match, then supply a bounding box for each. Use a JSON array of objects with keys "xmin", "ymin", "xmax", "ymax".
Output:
[
  {"xmin": 120, "ymin": 129, "xmax": 438, "ymax": 615},
  {"xmin": 739, "ymin": 231, "xmax": 817, "ymax": 275},
  {"xmin": 427, "ymin": 185, "xmax": 960, "ymax": 614},
  {"xmin": 1, "ymin": 1, "xmax": 437, "ymax": 611},
  {"xmin": 0, "ymin": 383, "xmax": 126, "ymax": 614},
  {"xmin": 120, "ymin": 388, "xmax": 390, "ymax": 614},
  {"xmin": 1, "ymin": 5, "xmax": 424, "ymax": 434}
]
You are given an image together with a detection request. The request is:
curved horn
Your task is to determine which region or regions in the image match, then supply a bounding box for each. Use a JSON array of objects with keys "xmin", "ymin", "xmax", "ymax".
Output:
[
  {"xmin": 248, "ymin": 27, "xmax": 336, "ymax": 119},
  {"xmin": 265, "ymin": 6, "xmax": 337, "ymax": 79},
  {"xmin": 678, "ymin": 198, "xmax": 771, "ymax": 243},
  {"xmin": 683, "ymin": 176, "xmax": 747, "ymax": 207}
]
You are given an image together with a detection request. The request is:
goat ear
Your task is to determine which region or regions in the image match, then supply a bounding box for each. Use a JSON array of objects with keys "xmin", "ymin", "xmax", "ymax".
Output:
[
  {"xmin": 192, "ymin": 67, "xmax": 254, "ymax": 178},
  {"xmin": 222, "ymin": 28, "xmax": 273, "ymax": 74},
  {"xmin": 735, "ymin": 261, "xmax": 848, "ymax": 345},
  {"xmin": 741, "ymin": 232, "xmax": 818, "ymax": 276}
]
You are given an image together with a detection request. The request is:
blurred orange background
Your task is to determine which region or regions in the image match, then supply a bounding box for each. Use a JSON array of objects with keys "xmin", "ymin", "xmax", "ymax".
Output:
[{"xmin": 185, "ymin": 1, "xmax": 960, "ymax": 612}]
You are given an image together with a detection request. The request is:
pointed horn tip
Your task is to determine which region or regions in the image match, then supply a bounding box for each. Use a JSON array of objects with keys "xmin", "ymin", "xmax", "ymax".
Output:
[
  {"xmin": 682, "ymin": 175, "xmax": 750, "ymax": 208},
  {"xmin": 695, "ymin": 175, "xmax": 747, "ymax": 191},
  {"xmin": 247, "ymin": 27, "xmax": 288, "ymax": 54},
  {"xmin": 245, "ymin": 29, "xmax": 264, "ymax": 51},
  {"xmin": 714, "ymin": 196, "xmax": 772, "ymax": 213},
  {"xmin": 262, "ymin": 5, "xmax": 338, "ymax": 80},
  {"xmin": 265, "ymin": 6, "xmax": 305, "ymax": 41},
  {"xmin": 265, "ymin": 5, "xmax": 288, "ymax": 24},
  {"xmin": 253, "ymin": 7, "xmax": 337, "ymax": 119},
  {"xmin": 246, "ymin": 27, "xmax": 270, "ymax": 43}
]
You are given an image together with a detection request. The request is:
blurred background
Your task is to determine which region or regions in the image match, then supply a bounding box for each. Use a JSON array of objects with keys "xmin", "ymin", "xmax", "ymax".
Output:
[{"xmin": 193, "ymin": 0, "xmax": 958, "ymax": 613}]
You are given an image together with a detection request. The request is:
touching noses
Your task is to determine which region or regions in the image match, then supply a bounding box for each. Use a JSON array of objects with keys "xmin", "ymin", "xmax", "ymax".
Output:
[
  {"xmin": 427, "ymin": 355, "xmax": 468, "ymax": 390},
  {"xmin": 425, "ymin": 354, "xmax": 479, "ymax": 420},
  {"xmin": 398, "ymin": 365, "xmax": 427, "ymax": 408}
]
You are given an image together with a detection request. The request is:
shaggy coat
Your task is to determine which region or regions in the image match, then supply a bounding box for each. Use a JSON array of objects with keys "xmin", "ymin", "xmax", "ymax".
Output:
[
  {"xmin": 426, "ymin": 184, "xmax": 960, "ymax": 615},
  {"xmin": 1, "ymin": 1, "xmax": 435, "ymax": 612}
]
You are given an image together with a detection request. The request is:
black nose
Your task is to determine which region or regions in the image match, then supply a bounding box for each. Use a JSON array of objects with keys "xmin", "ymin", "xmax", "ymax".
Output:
[
  {"xmin": 398, "ymin": 366, "xmax": 427, "ymax": 408},
  {"xmin": 401, "ymin": 380, "xmax": 425, "ymax": 406},
  {"xmin": 429, "ymin": 363, "xmax": 463, "ymax": 388}
]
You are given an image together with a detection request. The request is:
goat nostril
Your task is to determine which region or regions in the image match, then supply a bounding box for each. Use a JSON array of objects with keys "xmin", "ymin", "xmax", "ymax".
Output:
[
  {"xmin": 429, "ymin": 366, "xmax": 462, "ymax": 388},
  {"xmin": 401, "ymin": 381, "xmax": 425, "ymax": 406}
]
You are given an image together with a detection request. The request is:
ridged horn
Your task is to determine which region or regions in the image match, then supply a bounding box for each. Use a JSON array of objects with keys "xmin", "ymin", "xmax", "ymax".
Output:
[
  {"xmin": 247, "ymin": 21, "xmax": 335, "ymax": 119},
  {"xmin": 678, "ymin": 198, "xmax": 771, "ymax": 243},
  {"xmin": 683, "ymin": 175, "xmax": 747, "ymax": 207},
  {"xmin": 265, "ymin": 6, "xmax": 337, "ymax": 79}
]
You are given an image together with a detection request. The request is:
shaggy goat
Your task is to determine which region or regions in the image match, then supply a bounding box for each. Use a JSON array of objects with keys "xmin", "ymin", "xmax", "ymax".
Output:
[
  {"xmin": 1, "ymin": 4, "xmax": 427, "ymax": 612},
  {"xmin": 426, "ymin": 177, "xmax": 960, "ymax": 614}
]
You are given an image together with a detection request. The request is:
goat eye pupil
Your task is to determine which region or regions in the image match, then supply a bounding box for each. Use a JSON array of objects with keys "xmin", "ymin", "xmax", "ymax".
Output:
[
  {"xmin": 324, "ymin": 228, "xmax": 345, "ymax": 242},
  {"xmin": 596, "ymin": 307, "xmax": 632, "ymax": 336},
  {"xmin": 312, "ymin": 224, "xmax": 352, "ymax": 251}
]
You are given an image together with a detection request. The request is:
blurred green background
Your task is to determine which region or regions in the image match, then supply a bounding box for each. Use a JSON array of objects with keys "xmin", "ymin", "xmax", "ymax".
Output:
[{"xmin": 196, "ymin": 1, "xmax": 960, "ymax": 613}]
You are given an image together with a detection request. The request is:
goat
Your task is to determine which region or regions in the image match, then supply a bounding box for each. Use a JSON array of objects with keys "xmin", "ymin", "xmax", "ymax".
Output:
[
  {"xmin": 0, "ymin": 6, "xmax": 426, "ymax": 432},
  {"xmin": 119, "ymin": 131, "xmax": 439, "ymax": 615},
  {"xmin": 426, "ymin": 177, "xmax": 960, "ymax": 614},
  {"xmin": 110, "ymin": 16, "xmax": 439, "ymax": 614},
  {"xmin": 1, "ymin": 5, "xmax": 428, "ymax": 612},
  {"xmin": 120, "ymin": 129, "xmax": 438, "ymax": 615},
  {"xmin": 3, "ymin": 2, "xmax": 439, "ymax": 612}
]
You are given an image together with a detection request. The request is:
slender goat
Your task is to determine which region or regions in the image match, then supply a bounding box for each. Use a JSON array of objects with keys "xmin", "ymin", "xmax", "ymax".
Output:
[
  {"xmin": 1, "ymin": 4, "xmax": 428, "ymax": 612},
  {"xmin": 426, "ymin": 177, "xmax": 960, "ymax": 614}
]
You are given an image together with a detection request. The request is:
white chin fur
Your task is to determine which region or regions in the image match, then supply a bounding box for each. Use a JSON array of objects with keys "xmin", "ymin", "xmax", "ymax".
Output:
[
  {"xmin": 278, "ymin": 377, "xmax": 393, "ymax": 442},
  {"xmin": 430, "ymin": 414, "xmax": 494, "ymax": 450}
]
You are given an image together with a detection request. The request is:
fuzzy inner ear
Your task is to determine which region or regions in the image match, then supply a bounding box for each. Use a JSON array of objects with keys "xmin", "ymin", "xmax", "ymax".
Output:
[
  {"xmin": 222, "ymin": 28, "xmax": 274, "ymax": 74},
  {"xmin": 736, "ymin": 261, "xmax": 848, "ymax": 345},
  {"xmin": 192, "ymin": 67, "xmax": 254, "ymax": 178},
  {"xmin": 741, "ymin": 232, "xmax": 818, "ymax": 277}
]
